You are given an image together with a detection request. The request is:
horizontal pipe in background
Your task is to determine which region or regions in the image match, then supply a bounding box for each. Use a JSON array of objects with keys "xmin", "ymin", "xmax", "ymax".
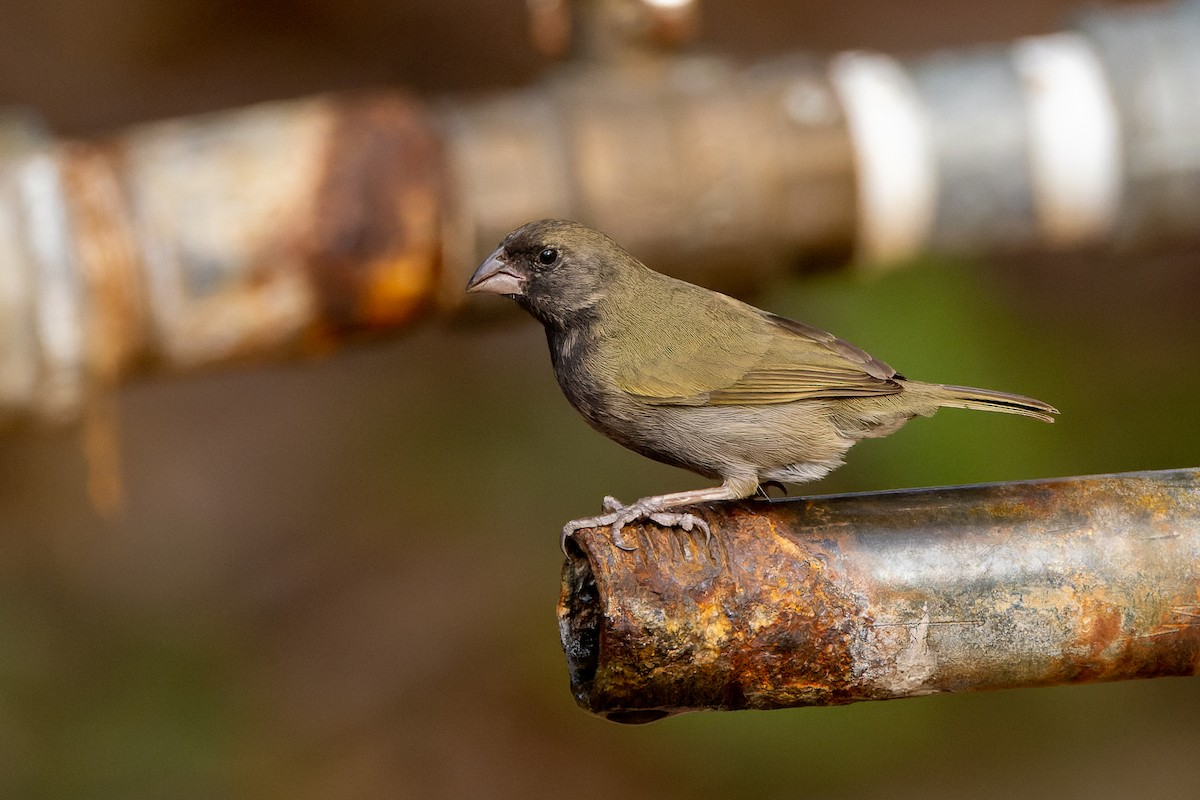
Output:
[
  {"xmin": 6, "ymin": 2, "xmax": 1200, "ymax": 425},
  {"xmin": 0, "ymin": 95, "xmax": 443, "ymax": 425}
]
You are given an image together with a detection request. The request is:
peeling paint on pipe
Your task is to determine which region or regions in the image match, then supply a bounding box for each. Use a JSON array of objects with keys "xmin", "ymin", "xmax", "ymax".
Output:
[
  {"xmin": 559, "ymin": 468, "xmax": 1200, "ymax": 723},
  {"xmin": 0, "ymin": 94, "xmax": 443, "ymax": 425}
]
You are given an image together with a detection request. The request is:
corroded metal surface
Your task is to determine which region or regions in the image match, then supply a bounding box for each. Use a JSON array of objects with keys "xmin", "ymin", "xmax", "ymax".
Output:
[
  {"xmin": 559, "ymin": 468, "xmax": 1200, "ymax": 723},
  {"xmin": 301, "ymin": 95, "xmax": 443, "ymax": 335},
  {"xmin": 0, "ymin": 94, "xmax": 443, "ymax": 425},
  {"xmin": 116, "ymin": 93, "xmax": 443, "ymax": 368}
]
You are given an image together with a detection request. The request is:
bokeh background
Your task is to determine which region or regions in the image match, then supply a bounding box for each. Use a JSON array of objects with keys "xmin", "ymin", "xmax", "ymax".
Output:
[{"xmin": 3, "ymin": 1, "xmax": 1199, "ymax": 797}]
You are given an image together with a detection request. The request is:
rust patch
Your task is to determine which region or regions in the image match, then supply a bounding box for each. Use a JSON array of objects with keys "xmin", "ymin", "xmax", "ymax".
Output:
[
  {"xmin": 722, "ymin": 510, "xmax": 860, "ymax": 708},
  {"xmin": 1053, "ymin": 593, "xmax": 1126, "ymax": 683},
  {"xmin": 58, "ymin": 142, "xmax": 148, "ymax": 381},
  {"xmin": 302, "ymin": 93, "xmax": 443, "ymax": 335},
  {"xmin": 1078, "ymin": 596, "xmax": 1124, "ymax": 662},
  {"xmin": 563, "ymin": 503, "xmax": 860, "ymax": 718}
]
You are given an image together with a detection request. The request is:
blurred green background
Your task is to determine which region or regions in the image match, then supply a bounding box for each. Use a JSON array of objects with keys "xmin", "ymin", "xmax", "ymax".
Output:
[{"xmin": 2, "ymin": 1, "xmax": 1199, "ymax": 797}]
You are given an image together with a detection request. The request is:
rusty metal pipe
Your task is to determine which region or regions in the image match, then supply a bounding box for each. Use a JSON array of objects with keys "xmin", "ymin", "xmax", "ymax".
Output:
[
  {"xmin": 558, "ymin": 468, "xmax": 1200, "ymax": 724},
  {"xmin": 0, "ymin": 94, "xmax": 443, "ymax": 427}
]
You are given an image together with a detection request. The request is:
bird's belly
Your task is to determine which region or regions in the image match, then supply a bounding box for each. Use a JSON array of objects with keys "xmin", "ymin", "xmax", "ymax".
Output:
[{"xmin": 577, "ymin": 395, "xmax": 855, "ymax": 482}]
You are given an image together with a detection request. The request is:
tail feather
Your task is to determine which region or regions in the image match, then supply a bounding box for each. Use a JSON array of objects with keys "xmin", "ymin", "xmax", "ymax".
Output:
[{"xmin": 922, "ymin": 383, "xmax": 1058, "ymax": 423}]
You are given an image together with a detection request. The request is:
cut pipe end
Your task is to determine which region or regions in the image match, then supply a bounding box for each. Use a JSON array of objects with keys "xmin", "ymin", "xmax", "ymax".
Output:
[{"xmin": 558, "ymin": 536, "xmax": 676, "ymax": 724}]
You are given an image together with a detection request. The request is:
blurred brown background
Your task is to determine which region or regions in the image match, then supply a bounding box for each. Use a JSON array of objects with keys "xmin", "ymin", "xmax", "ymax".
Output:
[{"xmin": 2, "ymin": 1, "xmax": 1199, "ymax": 798}]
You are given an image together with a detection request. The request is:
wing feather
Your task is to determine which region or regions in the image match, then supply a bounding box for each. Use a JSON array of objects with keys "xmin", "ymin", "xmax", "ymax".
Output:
[{"xmin": 613, "ymin": 286, "xmax": 901, "ymax": 406}]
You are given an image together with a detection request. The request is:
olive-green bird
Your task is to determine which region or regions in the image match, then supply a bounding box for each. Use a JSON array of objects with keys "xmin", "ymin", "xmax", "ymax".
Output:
[{"xmin": 467, "ymin": 219, "xmax": 1057, "ymax": 551}]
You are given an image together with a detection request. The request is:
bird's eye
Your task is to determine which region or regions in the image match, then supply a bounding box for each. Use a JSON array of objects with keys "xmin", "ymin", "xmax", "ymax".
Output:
[{"xmin": 537, "ymin": 247, "xmax": 559, "ymax": 266}]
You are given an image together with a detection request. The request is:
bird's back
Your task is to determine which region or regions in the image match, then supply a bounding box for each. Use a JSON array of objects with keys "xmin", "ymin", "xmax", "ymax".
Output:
[{"xmin": 593, "ymin": 269, "xmax": 776, "ymax": 399}]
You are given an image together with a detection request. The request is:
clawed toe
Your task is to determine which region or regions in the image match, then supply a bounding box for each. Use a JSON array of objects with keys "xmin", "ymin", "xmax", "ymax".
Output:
[
  {"xmin": 601, "ymin": 495, "xmax": 625, "ymax": 513},
  {"xmin": 608, "ymin": 518, "xmax": 638, "ymax": 551},
  {"xmin": 756, "ymin": 480, "xmax": 788, "ymax": 499},
  {"xmin": 562, "ymin": 500, "xmax": 712, "ymax": 553},
  {"xmin": 647, "ymin": 511, "xmax": 711, "ymax": 544},
  {"xmin": 561, "ymin": 509, "xmax": 629, "ymax": 554},
  {"xmin": 686, "ymin": 513, "xmax": 712, "ymax": 544}
]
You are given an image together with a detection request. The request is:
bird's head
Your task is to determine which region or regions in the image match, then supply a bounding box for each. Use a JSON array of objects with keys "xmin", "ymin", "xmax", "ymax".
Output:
[{"xmin": 466, "ymin": 219, "xmax": 626, "ymax": 328}]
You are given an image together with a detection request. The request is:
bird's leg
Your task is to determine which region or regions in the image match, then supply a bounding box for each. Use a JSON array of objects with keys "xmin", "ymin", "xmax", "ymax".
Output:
[{"xmin": 561, "ymin": 478, "xmax": 757, "ymax": 553}]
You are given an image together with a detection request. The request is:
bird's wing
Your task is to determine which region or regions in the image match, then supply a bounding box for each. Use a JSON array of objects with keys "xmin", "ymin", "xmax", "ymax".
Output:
[{"xmin": 615, "ymin": 293, "xmax": 903, "ymax": 406}]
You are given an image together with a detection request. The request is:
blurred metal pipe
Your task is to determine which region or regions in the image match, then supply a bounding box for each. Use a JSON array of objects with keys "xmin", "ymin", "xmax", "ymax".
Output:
[
  {"xmin": 6, "ymin": 1, "xmax": 1200, "ymax": 425},
  {"xmin": 450, "ymin": 0, "xmax": 1200, "ymax": 280},
  {"xmin": 0, "ymin": 94, "xmax": 443, "ymax": 425},
  {"xmin": 1078, "ymin": 1, "xmax": 1200, "ymax": 244},
  {"xmin": 442, "ymin": 54, "xmax": 856, "ymax": 312},
  {"xmin": 832, "ymin": 0, "xmax": 1200, "ymax": 264},
  {"xmin": 559, "ymin": 468, "xmax": 1200, "ymax": 724}
]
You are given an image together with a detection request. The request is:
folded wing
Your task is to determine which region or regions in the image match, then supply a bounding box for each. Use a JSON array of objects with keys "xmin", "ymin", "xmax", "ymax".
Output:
[{"xmin": 615, "ymin": 292, "xmax": 903, "ymax": 406}]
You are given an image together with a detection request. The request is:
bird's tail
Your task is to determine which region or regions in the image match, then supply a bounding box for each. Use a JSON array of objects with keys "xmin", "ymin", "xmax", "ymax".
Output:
[{"xmin": 917, "ymin": 383, "xmax": 1058, "ymax": 423}]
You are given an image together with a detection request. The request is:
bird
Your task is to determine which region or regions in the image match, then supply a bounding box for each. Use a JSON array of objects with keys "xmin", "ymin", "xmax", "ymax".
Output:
[{"xmin": 467, "ymin": 219, "xmax": 1057, "ymax": 552}]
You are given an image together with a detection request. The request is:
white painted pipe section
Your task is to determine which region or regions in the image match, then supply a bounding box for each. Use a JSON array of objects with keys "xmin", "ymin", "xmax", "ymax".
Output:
[
  {"xmin": 1014, "ymin": 33, "xmax": 1123, "ymax": 248},
  {"xmin": 829, "ymin": 52, "xmax": 938, "ymax": 266},
  {"xmin": 16, "ymin": 153, "xmax": 85, "ymax": 421}
]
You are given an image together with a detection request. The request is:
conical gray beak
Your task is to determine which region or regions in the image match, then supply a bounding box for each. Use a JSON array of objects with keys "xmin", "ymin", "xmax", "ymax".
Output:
[{"xmin": 466, "ymin": 247, "xmax": 526, "ymax": 296}]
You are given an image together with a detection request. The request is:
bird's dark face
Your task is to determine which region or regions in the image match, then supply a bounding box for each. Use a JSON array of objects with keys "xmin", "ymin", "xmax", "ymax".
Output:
[{"xmin": 466, "ymin": 219, "xmax": 617, "ymax": 329}]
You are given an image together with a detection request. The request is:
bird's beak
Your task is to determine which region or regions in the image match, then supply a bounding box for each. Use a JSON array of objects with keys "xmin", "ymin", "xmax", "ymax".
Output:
[{"xmin": 466, "ymin": 247, "xmax": 526, "ymax": 296}]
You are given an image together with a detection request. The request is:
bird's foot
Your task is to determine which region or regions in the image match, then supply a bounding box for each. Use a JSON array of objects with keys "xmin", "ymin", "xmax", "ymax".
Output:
[
  {"xmin": 601, "ymin": 495, "xmax": 624, "ymax": 513},
  {"xmin": 561, "ymin": 497, "xmax": 711, "ymax": 554}
]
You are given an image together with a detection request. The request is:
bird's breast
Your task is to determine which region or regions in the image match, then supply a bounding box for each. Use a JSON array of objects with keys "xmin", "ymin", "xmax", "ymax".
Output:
[{"xmin": 548, "ymin": 332, "xmax": 606, "ymax": 418}]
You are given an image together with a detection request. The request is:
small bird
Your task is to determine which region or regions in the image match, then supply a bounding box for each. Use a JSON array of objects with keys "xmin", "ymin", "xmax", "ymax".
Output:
[{"xmin": 467, "ymin": 219, "xmax": 1057, "ymax": 551}]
